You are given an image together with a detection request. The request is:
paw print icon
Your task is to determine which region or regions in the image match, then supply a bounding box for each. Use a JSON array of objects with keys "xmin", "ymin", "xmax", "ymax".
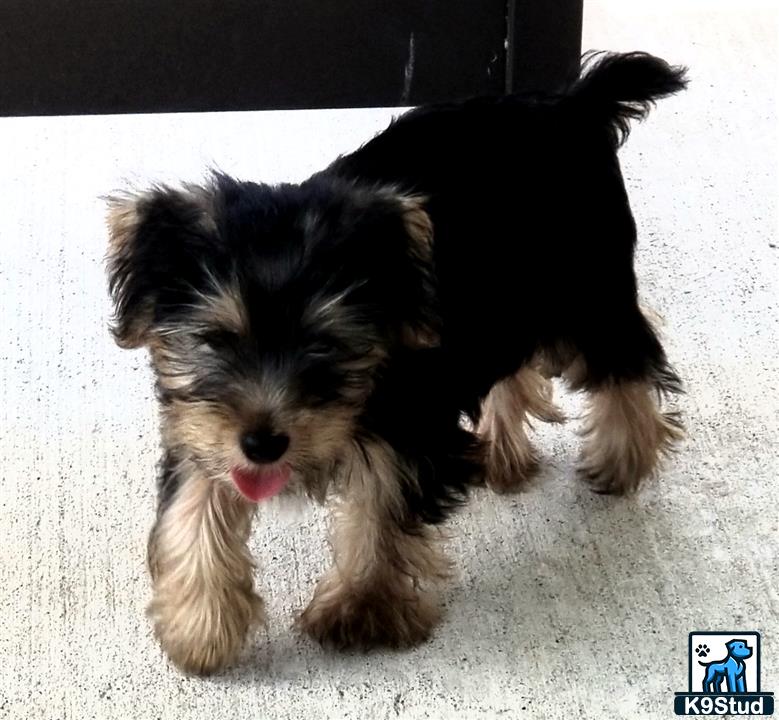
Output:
[{"xmin": 695, "ymin": 643, "xmax": 710, "ymax": 657}]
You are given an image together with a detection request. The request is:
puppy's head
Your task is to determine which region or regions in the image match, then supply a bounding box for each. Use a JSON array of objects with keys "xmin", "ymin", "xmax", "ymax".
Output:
[{"xmin": 106, "ymin": 174, "xmax": 436, "ymax": 501}]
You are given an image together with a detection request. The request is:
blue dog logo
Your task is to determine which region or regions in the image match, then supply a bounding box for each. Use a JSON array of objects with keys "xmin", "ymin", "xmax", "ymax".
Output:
[
  {"xmin": 699, "ymin": 639, "xmax": 753, "ymax": 694},
  {"xmin": 674, "ymin": 632, "xmax": 774, "ymax": 715}
]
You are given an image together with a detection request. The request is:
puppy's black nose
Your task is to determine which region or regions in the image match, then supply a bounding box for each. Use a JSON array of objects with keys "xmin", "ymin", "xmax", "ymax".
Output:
[{"xmin": 240, "ymin": 430, "xmax": 290, "ymax": 463}]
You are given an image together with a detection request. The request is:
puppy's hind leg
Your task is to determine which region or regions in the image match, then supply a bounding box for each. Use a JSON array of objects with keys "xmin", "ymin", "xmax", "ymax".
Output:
[
  {"xmin": 478, "ymin": 366, "xmax": 564, "ymax": 493},
  {"xmin": 572, "ymin": 306, "xmax": 683, "ymax": 495}
]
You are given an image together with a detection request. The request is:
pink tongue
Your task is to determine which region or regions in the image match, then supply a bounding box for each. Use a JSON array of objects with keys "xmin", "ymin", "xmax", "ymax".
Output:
[{"xmin": 231, "ymin": 465, "xmax": 291, "ymax": 502}]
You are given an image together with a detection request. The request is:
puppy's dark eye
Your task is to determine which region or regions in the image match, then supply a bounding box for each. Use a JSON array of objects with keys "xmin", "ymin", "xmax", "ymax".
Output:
[{"xmin": 307, "ymin": 341, "xmax": 336, "ymax": 359}]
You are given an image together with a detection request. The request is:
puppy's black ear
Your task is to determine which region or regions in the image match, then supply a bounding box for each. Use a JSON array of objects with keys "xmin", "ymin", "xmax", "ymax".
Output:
[{"xmin": 105, "ymin": 186, "xmax": 218, "ymax": 348}]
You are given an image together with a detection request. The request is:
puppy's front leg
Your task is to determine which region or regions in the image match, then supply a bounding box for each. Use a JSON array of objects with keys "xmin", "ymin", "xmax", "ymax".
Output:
[
  {"xmin": 298, "ymin": 440, "xmax": 448, "ymax": 649},
  {"xmin": 147, "ymin": 456, "xmax": 264, "ymax": 675}
]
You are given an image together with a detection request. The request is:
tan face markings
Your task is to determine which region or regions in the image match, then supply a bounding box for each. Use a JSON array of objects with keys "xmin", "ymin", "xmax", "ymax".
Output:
[{"xmin": 192, "ymin": 280, "xmax": 249, "ymax": 336}]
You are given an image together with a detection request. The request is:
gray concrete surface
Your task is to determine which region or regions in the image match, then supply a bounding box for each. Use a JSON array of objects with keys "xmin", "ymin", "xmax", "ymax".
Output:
[{"xmin": 1, "ymin": 1, "xmax": 777, "ymax": 718}]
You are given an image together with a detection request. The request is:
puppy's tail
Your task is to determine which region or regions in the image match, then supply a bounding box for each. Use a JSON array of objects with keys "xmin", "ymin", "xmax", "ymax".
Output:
[{"xmin": 568, "ymin": 51, "xmax": 688, "ymax": 146}]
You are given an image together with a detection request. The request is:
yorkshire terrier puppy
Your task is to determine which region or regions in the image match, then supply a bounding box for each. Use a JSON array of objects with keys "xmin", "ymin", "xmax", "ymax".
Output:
[{"xmin": 106, "ymin": 52, "xmax": 686, "ymax": 675}]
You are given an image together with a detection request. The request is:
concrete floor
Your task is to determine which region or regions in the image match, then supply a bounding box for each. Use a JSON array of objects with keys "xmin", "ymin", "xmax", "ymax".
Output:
[{"xmin": 1, "ymin": 1, "xmax": 777, "ymax": 718}]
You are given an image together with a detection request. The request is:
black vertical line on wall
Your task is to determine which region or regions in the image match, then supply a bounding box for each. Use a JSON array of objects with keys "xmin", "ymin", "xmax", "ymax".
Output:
[{"xmin": 505, "ymin": 0, "xmax": 518, "ymax": 94}]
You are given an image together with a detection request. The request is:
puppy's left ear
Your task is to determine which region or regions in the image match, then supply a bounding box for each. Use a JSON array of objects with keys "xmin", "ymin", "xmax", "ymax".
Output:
[{"xmin": 105, "ymin": 186, "xmax": 218, "ymax": 348}]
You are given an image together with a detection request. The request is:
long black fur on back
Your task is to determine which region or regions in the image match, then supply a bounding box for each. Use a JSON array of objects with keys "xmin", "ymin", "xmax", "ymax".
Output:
[{"xmin": 325, "ymin": 51, "xmax": 687, "ymax": 402}]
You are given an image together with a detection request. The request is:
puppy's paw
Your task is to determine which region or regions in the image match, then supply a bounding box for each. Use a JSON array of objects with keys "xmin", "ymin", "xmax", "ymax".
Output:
[
  {"xmin": 483, "ymin": 434, "xmax": 539, "ymax": 494},
  {"xmin": 576, "ymin": 460, "xmax": 632, "ymax": 495},
  {"xmin": 576, "ymin": 436, "xmax": 642, "ymax": 495},
  {"xmin": 577, "ymin": 410, "xmax": 683, "ymax": 495},
  {"xmin": 149, "ymin": 586, "xmax": 264, "ymax": 675},
  {"xmin": 298, "ymin": 579, "xmax": 439, "ymax": 650}
]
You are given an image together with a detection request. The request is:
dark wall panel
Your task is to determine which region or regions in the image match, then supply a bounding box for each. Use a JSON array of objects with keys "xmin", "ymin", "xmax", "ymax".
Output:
[
  {"xmin": 509, "ymin": 0, "xmax": 583, "ymax": 93},
  {"xmin": 0, "ymin": 0, "xmax": 582, "ymax": 116}
]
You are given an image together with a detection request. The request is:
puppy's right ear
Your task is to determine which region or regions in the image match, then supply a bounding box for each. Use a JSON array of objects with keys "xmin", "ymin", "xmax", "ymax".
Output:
[{"xmin": 105, "ymin": 186, "xmax": 217, "ymax": 348}]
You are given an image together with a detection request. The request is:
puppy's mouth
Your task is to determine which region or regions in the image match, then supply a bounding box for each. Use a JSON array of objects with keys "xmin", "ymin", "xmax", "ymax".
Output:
[{"xmin": 230, "ymin": 463, "xmax": 292, "ymax": 502}]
